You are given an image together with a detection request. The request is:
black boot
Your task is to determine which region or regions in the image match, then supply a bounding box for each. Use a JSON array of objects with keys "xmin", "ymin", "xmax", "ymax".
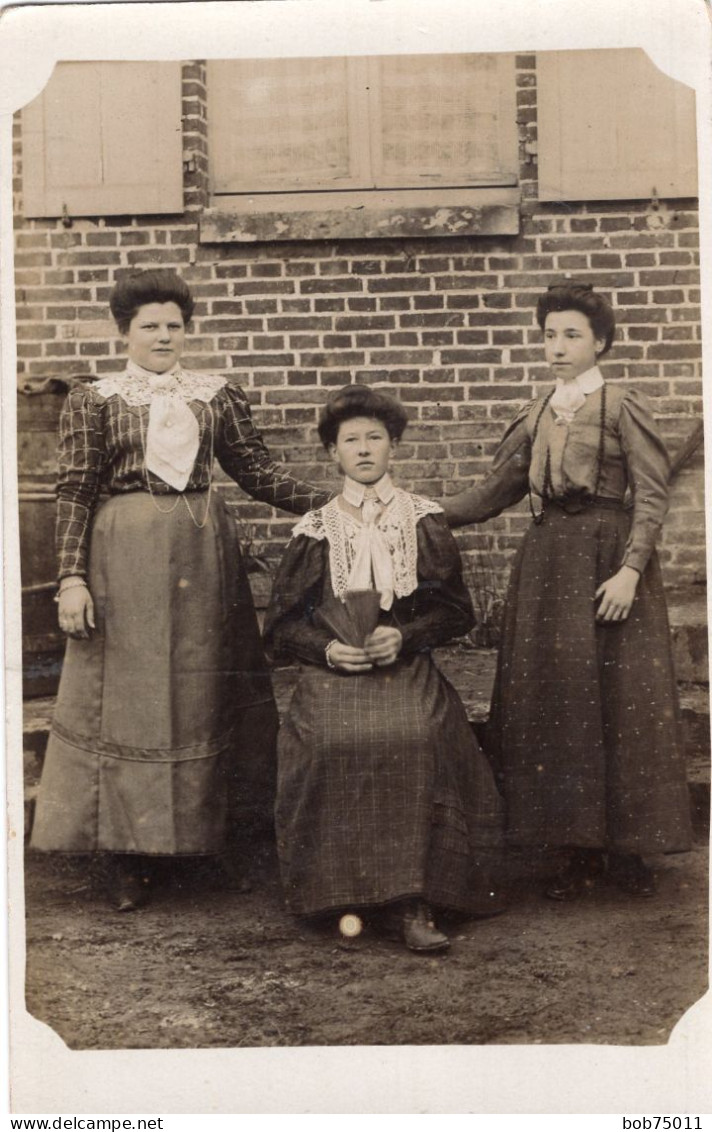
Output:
[
  {"xmin": 379, "ymin": 899, "xmax": 450, "ymax": 953},
  {"xmin": 107, "ymin": 854, "xmax": 152, "ymax": 912},
  {"xmin": 607, "ymin": 853, "xmax": 657, "ymax": 896},
  {"xmin": 545, "ymin": 849, "xmax": 604, "ymax": 901}
]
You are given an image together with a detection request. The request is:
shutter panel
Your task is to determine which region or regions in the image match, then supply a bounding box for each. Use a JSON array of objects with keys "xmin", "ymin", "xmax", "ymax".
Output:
[
  {"xmin": 208, "ymin": 58, "xmax": 369, "ymax": 193},
  {"xmin": 537, "ymin": 49, "xmax": 698, "ymax": 201},
  {"xmin": 22, "ymin": 62, "xmax": 183, "ymax": 217},
  {"xmin": 370, "ymin": 53, "xmax": 518, "ymax": 189}
]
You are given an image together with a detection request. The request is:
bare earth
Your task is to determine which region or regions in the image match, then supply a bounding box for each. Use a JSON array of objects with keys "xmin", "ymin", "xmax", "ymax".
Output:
[
  {"xmin": 23, "ymin": 645, "xmax": 709, "ymax": 1050},
  {"xmin": 24, "ymin": 833, "xmax": 707, "ymax": 1050}
]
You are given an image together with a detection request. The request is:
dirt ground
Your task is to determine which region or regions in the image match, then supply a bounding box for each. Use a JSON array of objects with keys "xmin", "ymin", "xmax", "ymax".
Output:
[
  {"xmin": 23, "ymin": 832, "xmax": 708, "ymax": 1050},
  {"xmin": 22, "ymin": 645, "xmax": 710, "ymax": 1051}
]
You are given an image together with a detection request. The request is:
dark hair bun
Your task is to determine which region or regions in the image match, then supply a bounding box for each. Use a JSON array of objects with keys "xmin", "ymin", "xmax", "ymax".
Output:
[
  {"xmin": 109, "ymin": 269, "xmax": 195, "ymax": 334},
  {"xmin": 536, "ymin": 281, "xmax": 616, "ymax": 355},
  {"xmin": 317, "ymin": 384, "xmax": 409, "ymax": 448}
]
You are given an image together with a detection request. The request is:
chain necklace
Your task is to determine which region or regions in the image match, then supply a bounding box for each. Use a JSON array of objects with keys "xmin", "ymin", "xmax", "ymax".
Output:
[{"xmin": 139, "ymin": 401, "xmax": 215, "ymax": 530}]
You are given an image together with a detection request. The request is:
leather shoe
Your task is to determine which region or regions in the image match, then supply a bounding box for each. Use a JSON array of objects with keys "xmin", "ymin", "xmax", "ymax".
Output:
[
  {"xmin": 401, "ymin": 901, "xmax": 450, "ymax": 953},
  {"xmin": 108, "ymin": 859, "xmax": 151, "ymax": 912},
  {"xmin": 546, "ymin": 850, "xmax": 604, "ymax": 901},
  {"xmin": 608, "ymin": 854, "xmax": 657, "ymax": 897}
]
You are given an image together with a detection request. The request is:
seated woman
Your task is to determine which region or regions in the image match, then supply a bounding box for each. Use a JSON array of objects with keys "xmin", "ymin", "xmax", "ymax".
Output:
[{"xmin": 264, "ymin": 385, "xmax": 504, "ymax": 954}]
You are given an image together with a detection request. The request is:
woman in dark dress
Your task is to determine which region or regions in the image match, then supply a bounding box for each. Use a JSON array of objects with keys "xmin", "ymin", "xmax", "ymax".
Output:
[
  {"xmin": 31, "ymin": 269, "xmax": 330, "ymax": 910},
  {"xmin": 442, "ymin": 283, "xmax": 692, "ymax": 899},
  {"xmin": 264, "ymin": 385, "xmax": 504, "ymax": 953}
]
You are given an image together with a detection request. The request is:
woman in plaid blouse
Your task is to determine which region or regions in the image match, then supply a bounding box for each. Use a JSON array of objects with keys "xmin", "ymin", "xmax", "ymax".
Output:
[{"xmin": 31, "ymin": 269, "xmax": 330, "ymax": 911}]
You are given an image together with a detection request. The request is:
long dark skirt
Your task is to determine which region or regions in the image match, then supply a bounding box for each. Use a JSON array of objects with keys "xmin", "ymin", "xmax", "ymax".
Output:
[
  {"xmin": 485, "ymin": 503, "xmax": 692, "ymax": 854},
  {"xmin": 31, "ymin": 492, "xmax": 277, "ymax": 855},
  {"xmin": 275, "ymin": 653, "xmax": 504, "ymax": 917}
]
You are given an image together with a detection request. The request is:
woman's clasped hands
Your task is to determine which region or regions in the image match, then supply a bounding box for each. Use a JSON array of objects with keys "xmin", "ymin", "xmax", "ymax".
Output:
[{"xmin": 327, "ymin": 626, "xmax": 403, "ymax": 673}]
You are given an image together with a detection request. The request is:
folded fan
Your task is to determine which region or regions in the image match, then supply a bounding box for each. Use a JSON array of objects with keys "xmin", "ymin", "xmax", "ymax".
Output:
[
  {"xmin": 314, "ymin": 589, "xmax": 382, "ymax": 648},
  {"xmin": 344, "ymin": 589, "xmax": 382, "ymax": 646}
]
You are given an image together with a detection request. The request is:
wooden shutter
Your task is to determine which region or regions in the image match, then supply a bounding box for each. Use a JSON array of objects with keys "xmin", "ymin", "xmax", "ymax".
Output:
[
  {"xmin": 22, "ymin": 62, "xmax": 183, "ymax": 217},
  {"xmin": 370, "ymin": 54, "xmax": 518, "ymax": 189},
  {"xmin": 208, "ymin": 54, "xmax": 517, "ymax": 196},
  {"xmin": 537, "ymin": 49, "xmax": 698, "ymax": 201},
  {"xmin": 208, "ymin": 57, "xmax": 369, "ymax": 193}
]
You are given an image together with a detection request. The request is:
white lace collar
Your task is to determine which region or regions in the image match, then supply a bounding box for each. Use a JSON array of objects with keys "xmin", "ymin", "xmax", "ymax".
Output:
[
  {"xmin": 94, "ymin": 361, "xmax": 228, "ymax": 407},
  {"xmin": 560, "ymin": 365, "xmax": 604, "ymax": 396},
  {"xmin": 292, "ymin": 488, "xmax": 442, "ymax": 607},
  {"xmin": 342, "ymin": 473, "xmax": 396, "ymax": 509}
]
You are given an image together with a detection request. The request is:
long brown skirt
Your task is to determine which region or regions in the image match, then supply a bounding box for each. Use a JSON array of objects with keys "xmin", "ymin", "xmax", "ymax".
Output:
[
  {"xmin": 31, "ymin": 492, "xmax": 277, "ymax": 855},
  {"xmin": 485, "ymin": 503, "xmax": 692, "ymax": 854},
  {"xmin": 275, "ymin": 653, "xmax": 504, "ymax": 917}
]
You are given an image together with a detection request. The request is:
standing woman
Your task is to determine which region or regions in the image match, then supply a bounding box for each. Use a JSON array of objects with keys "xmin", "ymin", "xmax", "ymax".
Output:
[
  {"xmin": 442, "ymin": 282, "xmax": 692, "ymax": 899},
  {"xmin": 31, "ymin": 269, "xmax": 330, "ymax": 910}
]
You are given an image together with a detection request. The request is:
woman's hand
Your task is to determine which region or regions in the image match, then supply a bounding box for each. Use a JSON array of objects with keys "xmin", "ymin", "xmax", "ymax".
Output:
[
  {"xmin": 594, "ymin": 565, "xmax": 640, "ymax": 624},
  {"xmin": 57, "ymin": 580, "xmax": 95, "ymax": 639},
  {"xmin": 326, "ymin": 641, "xmax": 373, "ymax": 673},
  {"xmin": 364, "ymin": 626, "xmax": 403, "ymax": 666}
]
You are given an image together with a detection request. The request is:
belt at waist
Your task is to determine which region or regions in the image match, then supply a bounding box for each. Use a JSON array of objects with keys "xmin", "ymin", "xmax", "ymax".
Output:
[{"xmin": 541, "ymin": 495, "xmax": 628, "ymax": 515}]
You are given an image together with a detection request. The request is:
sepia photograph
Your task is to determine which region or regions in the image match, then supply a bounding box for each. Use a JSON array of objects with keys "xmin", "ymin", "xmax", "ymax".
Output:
[{"xmin": 2, "ymin": 0, "xmax": 711, "ymax": 1116}]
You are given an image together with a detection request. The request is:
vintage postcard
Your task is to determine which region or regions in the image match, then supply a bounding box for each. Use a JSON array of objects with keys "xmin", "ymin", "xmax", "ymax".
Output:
[{"xmin": 1, "ymin": 0, "xmax": 710, "ymax": 1117}]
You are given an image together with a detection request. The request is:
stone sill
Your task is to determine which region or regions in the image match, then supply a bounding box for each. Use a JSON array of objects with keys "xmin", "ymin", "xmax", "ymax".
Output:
[{"xmin": 200, "ymin": 187, "xmax": 520, "ymax": 243}]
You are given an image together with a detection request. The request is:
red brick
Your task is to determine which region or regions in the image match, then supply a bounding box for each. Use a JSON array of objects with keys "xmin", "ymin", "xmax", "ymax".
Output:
[
  {"xmin": 351, "ymin": 260, "xmax": 383, "ymax": 275},
  {"xmin": 125, "ymin": 248, "xmax": 191, "ymax": 265},
  {"xmin": 390, "ymin": 332, "xmax": 422, "ymax": 346},
  {"xmin": 367, "ymin": 276, "xmax": 430, "ymax": 294},
  {"xmin": 421, "ymin": 331, "xmax": 454, "ymax": 347},
  {"xmin": 300, "ymin": 351, "xmax": 365, "ymax": 368},
  {"xmin": 314, "ymin": 299, "xmax": 345, "ymax": 312},
  {"xmin": 651, "ymin": 290, "xmax": 686, "ymax": 305},
  {"xmin": 250, "ymin": 263, "xmax": 284, "ymax": 278},
  {"xmin": 413, "ymin": 296, "xmax": 445, "ymax": 310},
  {"xmin": 352, "ymin": 299, "xmax": 386, "ymax": 314},
  {"xmin": 647, "ymin": 343, "xmax": 701, "ymax": 360},
  {"xmin": 356, "ymin": 333, "xmax": 387, "ymax": 348},
  {"xmin": 301, "ymin": 277, "xmax": 363, "ymax": 294},
  {"xmin": 334, "ymin": 315, "xmax": 394, "ymax": 331}
]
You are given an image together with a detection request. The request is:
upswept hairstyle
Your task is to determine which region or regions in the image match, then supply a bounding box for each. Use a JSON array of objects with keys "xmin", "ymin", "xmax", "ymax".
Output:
[
  {"xmin": 536, "ymin": 283, "xmax": 616, "ymax": 356},
  {"xmin": 109, "ymin": 269, "xmax": 195, "ymax": 334},
  {"xmin": 317, "ymin": 384, "xmax": 409, "ymax": 448}
]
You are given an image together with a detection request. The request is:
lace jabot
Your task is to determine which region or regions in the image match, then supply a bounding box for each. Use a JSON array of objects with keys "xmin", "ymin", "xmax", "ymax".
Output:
[
  {"xmin": 293, "ymin": 489, "xmax": 442, "ymax": 606},
  {"xmin": 94, "ymin": 361, "xmax": 228, "ymax": 406}
]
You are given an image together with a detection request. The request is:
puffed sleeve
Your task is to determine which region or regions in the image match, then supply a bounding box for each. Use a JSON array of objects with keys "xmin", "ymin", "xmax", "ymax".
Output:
[
  {"xmin": 395, "ymin": 512, "xmax": 476, "ymax": 654},
  {"xmin": 263, "ymin": 532, "xmax": 333, "ymax": 666},
  {"xmin": 618, "ymin": 388, "xmax": 671, "ymax": 574},
  {"xmin": 215, "ymin": 383, "xmax": 331, "ymax": 515},
  {"xmin": 440, "ymin": 401, "xmax": 534, "ymax": 529},
  {"xmin": 56, "ymin": 385, "xmax": 107, "ymax": 581}
]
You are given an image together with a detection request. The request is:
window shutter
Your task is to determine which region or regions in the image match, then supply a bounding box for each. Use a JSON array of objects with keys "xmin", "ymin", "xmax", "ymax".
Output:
[
  {"xmin": 370, "ymin": 54, "xmax": 518, "ymax": 189},
  {"xmin": 208, "ymin": 58, "xmax": 369, "ymax": 193},
  {"xmin": 537, "ymin": 49, "xmax": 698, "ymax": 202},
  {"xmin": 22, "ymin": 62, "xmax": 183, "ymax": 217}
]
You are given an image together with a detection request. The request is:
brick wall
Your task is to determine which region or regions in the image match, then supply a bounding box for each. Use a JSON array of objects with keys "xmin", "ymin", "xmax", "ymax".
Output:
[{"xmin": 13, "ymin": 55, "xmax": 705, "ymax": 593}]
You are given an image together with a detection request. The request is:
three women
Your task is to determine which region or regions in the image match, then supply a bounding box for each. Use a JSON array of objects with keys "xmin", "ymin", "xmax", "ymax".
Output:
[{"xmin": 34, "ymin": 270, "xmax": 691, "ymax": 932}]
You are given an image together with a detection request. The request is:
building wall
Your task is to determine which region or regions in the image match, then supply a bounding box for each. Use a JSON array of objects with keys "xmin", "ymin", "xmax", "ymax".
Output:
[{"xmin": 13, "ymin": 56, "xmax": 705, "ymax": 592}]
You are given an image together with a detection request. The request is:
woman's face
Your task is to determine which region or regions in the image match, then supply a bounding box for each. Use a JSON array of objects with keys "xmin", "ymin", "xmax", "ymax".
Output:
[
  {"xmin": 543, "ymin": 309, "xmax": 605, "ymax": 381},
  {"xmin": 329, "ymin": 416, "xmax": 396, "ymax": 485},
  {"xmin": 124, "ymin": 301, "xmax": 186, "ymax": 373}
]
